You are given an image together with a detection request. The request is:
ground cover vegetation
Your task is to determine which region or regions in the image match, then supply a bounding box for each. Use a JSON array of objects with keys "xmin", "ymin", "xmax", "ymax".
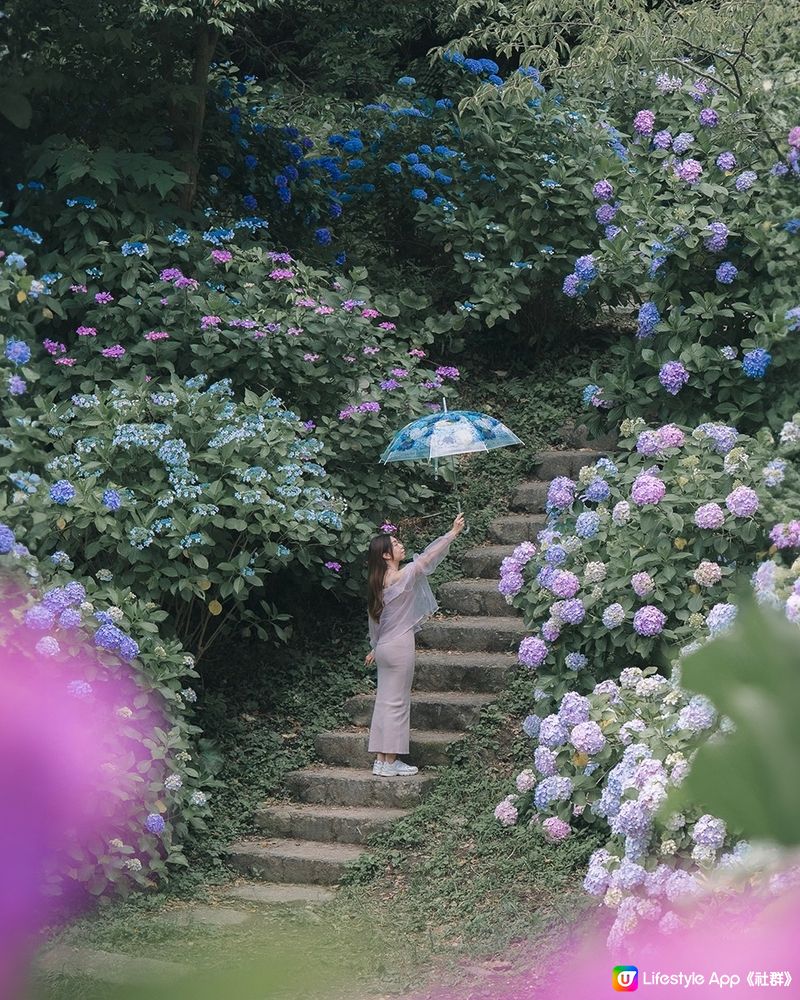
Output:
[{"xmin": 1, "ymin": 0, "xmax": 799, "ymax": 981}]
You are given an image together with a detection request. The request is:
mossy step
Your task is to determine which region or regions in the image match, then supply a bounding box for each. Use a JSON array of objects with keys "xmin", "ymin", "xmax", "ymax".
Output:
[
  {"xmin": 255, "ymin": 802, "xmax": 409, "ymax": 844},
  {"xmin": 460, "ymin": 544, "xmax": 516, "ymax": 579},
  {"xmin": 439, "ymin": 577, "xmax": 522, "ymax": 617},
  {"xmin": 315, "ymin": 727, "xmax": 461, "ymax": 767},
  {"xmin": 416, "ymin": 615, "xmax": 527, "ymax": 653},
  {"xmin": 218, "ymin": 882, "xmax": 336, "ymax": 905},
  {"xmin": 227, "ymin": 838, "xmax": 366, "ymax": 886},
  {"xmin": 36, "ymin": 945, "xmax": 187, "ymax": 985},
  {"xmin": 344, "ymin": 690, "xmax": 496, "ymax": 731},
  {"xmin": 285, "ymin": 766, "xmax": 436, "ymax": 808},
  {"xmin": 509, "ymin": 479, "xmax": 550, "ymax": 513},
  {"xmin": 413, "ymin": 650, "xmax": 517, "ymax": 692},
  {"xmin": 487, "ymin": 513, "xmax": 547, "ymax": 545},
  {"xmin": 533, "ymin": 449, "xmax": 605, "ymax": 480}
]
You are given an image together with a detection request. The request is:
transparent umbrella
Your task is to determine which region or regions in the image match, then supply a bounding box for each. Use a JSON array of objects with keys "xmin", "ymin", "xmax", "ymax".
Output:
[{"xmin": 379, "ymin": 397, "xmax": 524, "ymax": 534}]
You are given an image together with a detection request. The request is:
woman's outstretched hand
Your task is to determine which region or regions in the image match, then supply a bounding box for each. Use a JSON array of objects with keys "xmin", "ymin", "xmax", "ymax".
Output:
[
  {"xmin": 451, "ymin": 512, "xmax": 466, "ymax": 536},
  {"xmin": 365, "ymin": 651, "xmax": 376, "ymax": 666}
]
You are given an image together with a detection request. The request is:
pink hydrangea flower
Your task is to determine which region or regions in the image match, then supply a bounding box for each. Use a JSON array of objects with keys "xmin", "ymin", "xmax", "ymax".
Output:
[
  {"xmin": 54, "ymin": 357, "xmax": 77, "ymax": 367},
  {"xmin": 633, "ymin": 109, "xmax": 656, "ymax": 135},
  {"xmin": 541, "ymin": 817, "xmax": 571, "ymax": 842},
  {"xmin": 695, "ymin": 502, "xmax": 725, "ymax": 529},
  {"xmin": 361, "ymin": 308, "xmax": 380, "ymax": 318},
  {"xmin": 94, "ymin": 291, "xmax": 114, "ymax": 304},
  {"xmin": 494, "ymin": 796, "xmax": 519, "ymax": 827},
  {"xmin": 303, "ymin": 353, "xmax": 320, "ymax": 362},
  {"xmin": 211, "ymin": 249, "xmax": 232, "ymax": 264},
  {"xmin": 315, "ymin": 306, "xmax": 334, "ymax": 315},
  {"xmin": 390, "ymin": 368, "xmax": 408, "ymax": 378},
  {"xmin": 673, "ymin": 158, "xmax": 704, "ymax": 184},
  {"xmin": 378, "ymin": 322, "xmax": 397, "ymax": 330},
  {"xmin": 70, "ymin": 283, "xmax": 88, "ymax": 293},
  {"xmin": 788, "ymin": 126, "xmax": 800, "ymax": 149},
  {"xmin": 269, "ymin": 269, "xmax": 295, "ymax": 281},
  {"xmin": 363, "ymin": 346, "xmax": 380, "ymax": 355},
  {"xmin": 101, "ymin": 345, "xmax": 126, "ymax": 359},
  {"xmin": 408, "ymin": 348, "xmax": 426, "ymax": 358},
  {"xmin": 200, "ymin": 315, "xmax": 221, "ymax": 329},
  {"xmin": 693, "ymin": 561, "xmax": 722, "ymax": 586},
  {"xmin": 380, "ymin": 522, "xmax": 397, "ymax": 534},
  {"xmin": 76, "ymin": 326, "xmax": 97, "ymax": 337},
  {"xmin": 324, "ymin": 561, "xmax": 342, "ymax": 573},
  {"xmin": 656, "ymin": 424, "xmax": 685, "ymax": 448},
  {"xmin": 515, "ymin": 769, "xmax": 537, "ymax": 793},
  {"xmin": 287, "ymin": 327, "xmax": 303, "ymax": 336},
  {"xmin": 144, "ymin": 331, "xmax": 169, "ymax": 341}
]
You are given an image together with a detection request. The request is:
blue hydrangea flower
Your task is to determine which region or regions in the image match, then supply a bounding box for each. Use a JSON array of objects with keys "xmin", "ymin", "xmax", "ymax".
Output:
[
  {"xmin": 102, "ymin": 489, "xmax": 122, "ymax": 511},
  {"xmin": 575, "ymin": 510, "xmax": 601, "ymax": 538},
  {"xmin": 637, "ymin": 301, "xmax": 660, "ymax": 338},
  {"xmin": 5, "ymin": 339, "xmax": 31, "ymax": 366},
  {"xmin": 715, "ymin": 261, "xmax": 738, "ymax": 284},
  {"xmin": 741, "ymin": 348, "xmax": 771, "ymax": 379},
  {"xmin": 50, "ymin": 480, "xmax": 75, "ymax": 504}
]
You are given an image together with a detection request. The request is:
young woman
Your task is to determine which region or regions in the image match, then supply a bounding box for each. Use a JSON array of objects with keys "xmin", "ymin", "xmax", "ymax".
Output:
[{"xmin": 364, "ymin": 512, "xmax": 466, "ymax": 777}]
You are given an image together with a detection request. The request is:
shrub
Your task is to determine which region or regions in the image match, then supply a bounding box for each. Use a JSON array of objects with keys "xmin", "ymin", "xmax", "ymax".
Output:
[
  {"xmin": 0, "ymin": 525, "xmax": 214, "ymax": 898},
  {"xmin": 500, "ymin": 419, "xmax": 800, "ymax": 700}
]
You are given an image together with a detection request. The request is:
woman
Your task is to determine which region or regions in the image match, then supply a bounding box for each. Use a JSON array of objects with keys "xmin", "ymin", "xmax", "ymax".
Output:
[{"xmin": 364, "ymin": 512, "xmax": 466, "ymax": 777}]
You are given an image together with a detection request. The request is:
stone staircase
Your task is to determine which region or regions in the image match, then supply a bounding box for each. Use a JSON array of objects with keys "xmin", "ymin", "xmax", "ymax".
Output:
[{"xmin": 225, "ymin": 449, "xmax": 603, "ymax": 900}]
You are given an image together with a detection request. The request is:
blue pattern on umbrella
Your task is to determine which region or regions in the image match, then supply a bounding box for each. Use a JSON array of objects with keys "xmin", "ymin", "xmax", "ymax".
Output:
[{"xmin": 380, "ymin": 409, "xmax": 523, "ymax": 463}]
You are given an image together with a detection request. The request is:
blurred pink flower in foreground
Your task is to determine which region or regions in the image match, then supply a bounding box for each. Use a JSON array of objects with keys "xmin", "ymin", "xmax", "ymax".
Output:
[
  {"xmin": 0, "ymin": 595, "xmax": 162, "ymax": 1000},
  {"xmin": 414, "ymin": 883, "xmax": 800, "ymax": 1000}
]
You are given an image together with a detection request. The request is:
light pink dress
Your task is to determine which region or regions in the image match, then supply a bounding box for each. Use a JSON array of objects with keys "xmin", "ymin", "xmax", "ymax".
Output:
[{"xmin": 367, "ymin": 530, "xmax": 456, "ymax": 754}]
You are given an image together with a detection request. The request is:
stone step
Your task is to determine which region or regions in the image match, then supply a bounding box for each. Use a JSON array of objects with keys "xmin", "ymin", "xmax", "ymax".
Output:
[
  {"xmin": 285, "ymin": 766, "xmax": 436, "ymax": 808},
  {"xmin": 439, "ymin": 577, "xmax": 522, "ymax": 617},
  {"xmin": 510, "ymin": 480, "xmax": 549, "ymax": 513},
  {"xmin": 219, "ymin": 882, "xmax": 336, "ymax": 905},
  {"xmin": 344, "ymin": 690, "xmax": 495, "ymax": 731},
  {"xmin": 227, "ymin": 838, "xmax": 365, "ymax": 886},
  {"xmin": 315, "ymin": 727, "xmax": 461, "ymax": 767},
  {"xmin": 460, "ymin": 544, "xmax": 516, "ymax": 579},
  {"xmin": 36, "ymin": 945, "xmax": 187, "ymax": 985},
  {"xmin": 533, "ymin": 449, "xmax": 604, "ymax": 480},
  {"xmin": 255, "ymin": 802, "xmax": 408, "ymax": 844},
  {"xmin": 417, "ymin": 615, "xmax": 527, "ymax": 653},
  {"xmin": 488, "ymin": 513, "xmax": 547, "ymax": 545},
  {"xmin": 164, "ymin": 905, "xmax": 254, "ymax": 928},
  {"xmin": 414, "ymin": 649, "xmax": 516, "ymax": 692}
]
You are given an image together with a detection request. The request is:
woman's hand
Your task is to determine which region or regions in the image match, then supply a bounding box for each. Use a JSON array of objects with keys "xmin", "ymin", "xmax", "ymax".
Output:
[
  {"xmin": 365, "ymin": 651, "xmax": 376, "ymax": 666},
  {"xmin": 451, "ymin": 512, "xmax": 466, "ymax": 536}
]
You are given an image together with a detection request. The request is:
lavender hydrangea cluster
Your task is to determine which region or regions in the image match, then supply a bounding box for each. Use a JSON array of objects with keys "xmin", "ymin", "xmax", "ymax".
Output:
[{"xmin": 631, "ymin": 473, "xmax": 666, "ymax": 506}]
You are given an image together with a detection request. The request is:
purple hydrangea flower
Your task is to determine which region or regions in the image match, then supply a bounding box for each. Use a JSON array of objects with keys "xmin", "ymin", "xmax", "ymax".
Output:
[
  {"xmin": 631, "ymin": 572, "xmax": 655, "ymax": 598},
  {"xmin": 547, "ymin": 477, "xmax": 576, "ymax": 510},
  {"xmin": 559, "ymin": 691, "xmax": 591, "ymax": 727},
  {"xmin": 0, "ymin": 524, "xmax": 15, "ymax": 553},
  {"xmin": 25, "ymin": 604, "xmax": 55, "ymax": 631},
  {"xmin": 636, "ymin": 430, "xmax": 660, "ymax": 456},
  {"xmin": 518, "ymin": 636, "xmax": 548, "ymax": 669},
  {"xmin": 541, "ymin": 619, "xmax": 561, "ymax": 642},
  {"xmin": 570, "ymin": 721, "xmax": 605, "ymax": 755},
  {"xmin": 658, "ymin": 361, "xmax": 689, "ymax": 395},
  {"xmin": 592, "ymin": 179, "xmax": 614, "ymax": 201},
  {"xmin": 652, "ymin": 130, "xmax": 673, "ymax": 150},
  {"xmin": 565, "ymin": 652, "xmax": 587, "ymax": 671},
  {"xmin": 694, "ymin": 502, "xmax": 725, "ymax": 529},
  {"xmin": 696, "ymin": 422, "xmax": 738, "ymax": 454},
  {"xmin": 550, "ymin": 569, "xmax": 581, "ymax": 598},
  {"xmin": 698, "ymin": 108, "xmax": 719, "ymax": 128},
  {"xmin": 725, "ymin": 486, "xmax": 759, "ymax": 517},
  {"xmin": 534, "ymin": 746, "xmax": 557, "ymax": 776},
  {"xmin": 677, "ymin": 694, "xmax": 716, "ymax": 730},
  {"xmin": 145, "ymin": 813, "xmax": 166, "ymax": 835},
  {"xmin": 692, "ymin": 814, "xmax": 726, "ymax": 849},
  {"xmin": 633, "ymin": 110, "xmax": 656, "ymax": 135},
  {"xmin": 716, "ymin": 151, "xmax": 736, "ymax": 171},
  {"xmin": 631, "ymin": 474, "xmax": 666, "ymax": 505},
  {"xmin": 703, "ymin": 221, "xmax": 728, "ymax": 252},
  {"xmin": 657, "ymin": 424, "xmax": 685, "ymax": 448},
  {"xmin": 538, "ymin": 715, "xmax": 569, "ymax": 749},
  {"xmin": 58, "ymin": 608, "xmax": 82, "ymax": 629},
  {"xmin": 64, "ymin": 581, "xmax": 86, "ymax": 605},
  {"xmin": 716, "ymin": 261, "xmax": 738, "ymax": 284},
  {"xmin": 633, "ymin": 605, "xmax": 667, "ymax": 636},
  {"xmin": 672, "ymin": 132, "xmax": 695, "ymax": 155},
  {"xmin": 735, "ymin": 170, "xmax": 757, "ymax": 192},
  {"xmin": 595, "ymin": 203, "xmax": 618, "ymax": 224},
  {"xmin": 558, "ymin": 598, "xmax": 586, "ymax": 625},
  {"xmin": 673, "ymin": 158, "xmax": 702, "ymax": 183},
  {"xmin": 522, "ymin": 714, "xmax": 541, "ymax": 738}
]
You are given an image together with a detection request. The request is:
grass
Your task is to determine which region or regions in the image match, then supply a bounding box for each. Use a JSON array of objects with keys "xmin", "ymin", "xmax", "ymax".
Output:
[{"xmin": 31, "ymin": 347, "xmax": 616, "ymax": 997}]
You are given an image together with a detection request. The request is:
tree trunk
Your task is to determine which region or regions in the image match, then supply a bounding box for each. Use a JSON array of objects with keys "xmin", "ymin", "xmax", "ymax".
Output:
[{"xmin": 173, "ymin": 21, "xmax": 218, "ymax": 212}]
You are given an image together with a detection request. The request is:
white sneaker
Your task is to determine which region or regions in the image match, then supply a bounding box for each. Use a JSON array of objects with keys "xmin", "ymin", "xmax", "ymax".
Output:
[
  {"xmin": 372, "ymin": 759, "xmax": 383, "ymax": 776},
  {"xmin": 381, "ymin": 760, "xmax": 419, "ymax": 777}
]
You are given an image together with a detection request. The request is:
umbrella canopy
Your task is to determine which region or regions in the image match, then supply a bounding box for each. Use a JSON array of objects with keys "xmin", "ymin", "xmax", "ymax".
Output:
[{"xmin": 379, "ymin": 409, "xmax": 523, "ymax": 464}]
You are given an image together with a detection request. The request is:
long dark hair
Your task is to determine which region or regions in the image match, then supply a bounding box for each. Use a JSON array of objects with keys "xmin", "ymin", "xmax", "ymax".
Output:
[{"xmin": 367, "ymin": 534, "xmax": 394, "ymax": 624}]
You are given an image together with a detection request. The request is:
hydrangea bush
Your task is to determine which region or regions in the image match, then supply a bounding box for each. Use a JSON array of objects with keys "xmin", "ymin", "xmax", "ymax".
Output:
[
  {"xmin": 501, "ymin": 419, "xmax": 799, "ymax": 699},
  {"xmin": 571, "ymin": 73, "xmax": 800, "ymax": 431},
  {"xmin": 495, "ymin": 666, "xmax": 750, "ymax": 947},
  {"xmin": 0, "ymin": 525, "xmax": 214, "ymax": 898},
  {"xmin": 0, "ymin": 375, "xmax": 352, "ymax": 655},
  {"xmin": 0, "ymin": 212, "xmax": 460, "ymax": 606}
]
